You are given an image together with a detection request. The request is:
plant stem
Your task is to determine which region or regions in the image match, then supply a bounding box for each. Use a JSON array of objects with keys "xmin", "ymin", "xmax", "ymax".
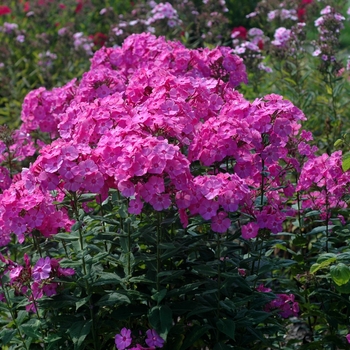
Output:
[{"xmin": 1, "ymin": 281, "xmax": 29, "ymax": 350}]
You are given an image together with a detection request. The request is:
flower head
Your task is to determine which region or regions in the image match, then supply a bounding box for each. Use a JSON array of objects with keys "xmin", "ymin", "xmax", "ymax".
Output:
[
  {"xmin": 32, "ymin": 257, "xmax": 52, "ymax": 281},
  {"xmin": 115, "ymin": 328, "xmax": 132, "ymax": 350},
  {"xmin": 145, "ymin": 329, "xmax": 164, "ymax": 348}
]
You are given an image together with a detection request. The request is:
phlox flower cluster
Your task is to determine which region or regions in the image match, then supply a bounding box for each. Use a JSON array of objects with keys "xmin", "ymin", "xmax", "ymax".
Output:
[
  {"xmin": 0, "ymin": 253, "xmax": 74, "ymax": 312},
  {"xmin": 267, "ymin": 8, "xmax": 298, "ymax": 22},
  {"xmin": 4, "ymin": 32, "xmax": 325, "ymax": 244},
  {"xmin": 147, "ymin": 2, "xmax": 182, "ymax": 28},
  {"xmin": 271, "ymin": 27, "xmax": 292, "ymax": 47},
  {"xmin": 73, "ymin": 32, "xmax": 94, "ymax": 56},
  {"xmin": 269, "ymin": 22, "xmax": 306, "ymax": 59},
  {"xmin": 232, "ymin": 27, "xmax": 272, "ymax": 73},
  {"xmin": 312, "ymin": 5, "xmax": 345, "ymax": 70},
  {"xmin": 112, "ymin": 2, "xmax": 181, "ymax": 39},
  {"xmin": 115, "ymin": 327, "xmax": 164, "ymax": 350},
  {"xmin": 257, "ymin": 284, "xmax": 299, "ymax": 318},
  {"xmin": 38, "ymin": 50, "xmax": 57, "ymax": 67},
  {"xmin": 0, "ymin": 167, "xmax": 73, "ymax": 246},
  {"xmin": 296, "ymin": 151, "xmax": 350, "ymax": 220}
]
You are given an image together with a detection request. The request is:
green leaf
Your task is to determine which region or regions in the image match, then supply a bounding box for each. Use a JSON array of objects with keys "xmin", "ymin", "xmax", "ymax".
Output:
[
  {"xmin": 214, "ymin": 343, "xmax": 235, "ymax": 350},
  {"xmin": 217, "ymin": 318, "xmax": 235, "ymax": 341},
  {"xmin": 151, "ymin": 289, "xmax": 167, "ymax": 304},
  {"xmin": 292, "ymin": 236, "xmax": 308, "ymax": 247},
  {"xmin": 316, "ymin": 253, "xmax": 337, "ymax": 263},
  {"xmin": 180, "ymin": 325, "xmax": 212, "ymax": 350},
  {"xmin": 45, "ymin": 333, "xmax": 62, "ymax": 345},
  {"xmin": 76, "ymin": 295, "xmax": 91, "ymax": 311},
  {"xmin": 16, "ymin": 310, "xmax": 28, "ymax": 326},
  {"xmin": 330, "ymin": 263, "xmax": 350, "ymax": 286},
  {"xmin": 92, "ymin": 272, "xmax": 122, "ymax": 286},
  {"xmin": 96, "ymin": 292, "xmax": 130, "ymax": 306},
  {"xmin": 335, "ymin": 280, "xmax": 350, "ymax": 294},
  {"xmin": 0, "ymin": 329, "xmax": 16, "ymax": 345},
  {"xmin": 148, "ymin": 305, "xmax": 173, "ymax": 340},
  {"xmin": 342, "ymin": 152, "xmax": 350, "ymax": 172},
  {"xmin": 310, "ymin": 256, "xmax": 337, "ymax": 274},
  {"xmin": 54, "ymin": 232, "xmax": 79, "ymax": 241},
  {"xmin": 20, "ymin": 319, "xmax": 42, "ymax": 339},
  {"xmin": 334, "ymin": 139, "xmax": 343, "ymax": 149},
  {"xmin": 68, "ymin": 320, "xmax": 92, "ymax": 350}
]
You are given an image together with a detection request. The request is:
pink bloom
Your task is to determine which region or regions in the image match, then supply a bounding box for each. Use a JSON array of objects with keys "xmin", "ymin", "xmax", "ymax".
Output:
[
  {"xmin": 145, "ymin": 329, "xmax": 164, "ymax": 348},
  {"xmin": 241, "ymin": 222, "xmax": 259, "ymax": 240},
  {"xmin": 83, "ymin": 172, "xmax": 104, "ymax": 192},
  {"xmin": 149, "ymin": 193, "xmax": 171, "ymax": 211},
  {"xmin": 128, "ymin": 197, "xmax": 143, "ymax": 215},
  {"xmin": 346, "ymin": 334, "xmax": 350, "ymax": 344},
  {"xmin": 33, "ymin": 257, "xmax": 52, "ymax": 281},
  {"xmin": 256, "ymin": 284, "xmax": 272, "ymax": 292},
  {"xmin": 231, "ymin": 26, "xmax": 247, "ymax": 40},
  {"xmin": 211, "ymin": 211, "xmax": 231, "ymax": 233},
  {"xmin": 115, "ymin": 328, "xmax": 132, "ymax": 350},
  {"xmin": 0, "ymin": 5, "xmax": 11, "ymax": 16},
  {"xmin": 43, "ymin": 283, "xmax": 58, "ymax": 296}
]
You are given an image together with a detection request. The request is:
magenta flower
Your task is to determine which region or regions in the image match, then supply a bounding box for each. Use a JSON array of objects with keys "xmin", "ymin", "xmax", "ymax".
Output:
[
  {"xmin": 346, "ymin": 334, "xmax": 350, "ymax": 343},
  {"xmin": 241, "ymin": 222, "xmax": 259, "ymax": 240},
  {"xmin": 32, "ymin": 257, "xmax": 52, "ymax": 281},
  {"xmin": 115, "ymin": 328, "xmax": 132, "ymax": 350},
  {"xmin": 145, "ymin": 329, "xmax": 164, "ymax": 348}
]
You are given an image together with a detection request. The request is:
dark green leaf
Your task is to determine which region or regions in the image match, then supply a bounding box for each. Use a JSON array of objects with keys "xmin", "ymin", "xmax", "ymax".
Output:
[{"xmin": 217, "ymin": 318, "xmax": 235, "ymax": 340}]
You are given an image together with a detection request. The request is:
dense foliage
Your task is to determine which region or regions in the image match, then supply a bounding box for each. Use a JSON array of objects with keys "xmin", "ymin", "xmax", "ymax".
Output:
[{"xmin": 1, "ymin": 1, "xmax": 350, "ymax": 350}]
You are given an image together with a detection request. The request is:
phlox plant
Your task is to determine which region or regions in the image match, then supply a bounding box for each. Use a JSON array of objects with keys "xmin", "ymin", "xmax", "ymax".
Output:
[
  {"xmin": 233, "ymin": 0, "xmax": 350, "ymax": 154},
  {"xmin": 1, "ymin": 31, "xmax": 350, "ymax": 350},
  {"xmin": 0, "ymin": 0, "xmax": 133, "ymax": 129}
]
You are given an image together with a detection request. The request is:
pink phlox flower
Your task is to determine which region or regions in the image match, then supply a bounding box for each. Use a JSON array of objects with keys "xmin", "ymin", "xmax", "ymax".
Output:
[
  {"xmin": 256, "ymin": 284, "xmax": 272, "ymax": 292},
  {"xmin": 115, "ymin": 328, "xmax": 132, "ymax": 350},
  {"xmin": 128, "ymin": 196, "xmax": 144, "ymax": 215},
  {"xmin": 153, "ymin": 141, "xmax": 176, "ymax": 160},
  {"xmin": 144, "ymin": 176, "xmax": 165, "ymax": 194},
  {"xmin": 161, "ymin": 99, "xmax": 179, "ymax": 116},
  {"xmin": 149, "ymin": 193, "xmax": 171, "ymax": 211},
  {"xmin": 271, "ymin": 27, "xmax": 291, "ymax": 47},
  {"xmin": 179, "ymin": 208, "xmax": 189, "ymax": 228},
  {"xmin": 25, "ymin": 208, "xmax": 45, "ymax": 229},
  {"xmin": 130, "ymin": 345, "xmax": 156, "ymax": 350},
  {"xmin": 148, "ymin": 154, "xmax": 166, "ymax": 174},
  {"xmin": 61, "ymin": 144, "xmax": 79, "ymax": 161},
  {"xmin": 83, "ymin": 171, "xmax": 104, "ymax": 192},
  {"xmin": 58, "ymin": 160, "xmax": 77, "ymax": 180},
  {"xmin": 77, "ymin": 159, "xmax": 98, "ymax": 176},
  {"xmin": 197, "ymin": 197, "xmax": 219, "ymax": 220},
  {"xmin": 63, "ymin": 174, "xmax": 84, "ymax": 192},
  {"xmin": 265, "ymin": 293, "xmax": 299, "ymax": 318},
  {"xmin": 10, "ymin": 266, "xmax": 23, "ymax": 282},
  {"xmin": 42, "ymin": 155, "xmax": 63, "ymax": 174},
  {"xmin": 43, "ymin": 282, "xmax": 58, "ymax": 296},
  {"xmin": 211, "ymin": 211, "xmax": 231, "ymax": 233},
  {"xmin": 118, "ymin": 179, "xmax": 136, "ymax": 197},
  {"xmin": 33, "ymin": 257, "xmax": 52, "ymax": 281},
  {"xmin": 38, "ymin": 171, "xmax": 60, "ymax": 190},
  {"xmin": 241, "ymin": 222, "xmax": 259, "ymax": 240},
  {"xmin": 200, "ymin": 176, "xmax": 223, "ymax": 200},
  {"xmin": 273, "ymin": 118, "xmax": 292, "ymax": 139},
  {"xmin": 145, "ymin": 329, "xmax": 164, "ymax": 348}
]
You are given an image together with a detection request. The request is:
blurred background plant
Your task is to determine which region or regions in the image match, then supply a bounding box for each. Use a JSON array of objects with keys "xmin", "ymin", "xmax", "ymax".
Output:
[{"xmin": 1, "ymin": 1, "xmax": 350, "ymax": 349}]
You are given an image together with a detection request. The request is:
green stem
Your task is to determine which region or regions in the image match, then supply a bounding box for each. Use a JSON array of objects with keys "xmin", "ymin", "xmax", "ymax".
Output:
[
  {"xmin": 1, "ymin": 281, "xmax": 29, "ymax": 350},
  {"xmin": 71, "ymin": 192, "xmax": 98, "ymax": 349},
  {"xmin": 156, "ymin": 212, "xmax": 162, "ymax": 297}
]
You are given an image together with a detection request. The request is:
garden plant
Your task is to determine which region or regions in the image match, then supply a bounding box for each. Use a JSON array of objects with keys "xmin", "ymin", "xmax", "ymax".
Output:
[{"xmin": 1, "ymin": 0, "xmax": 350, "ymax": 350}]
